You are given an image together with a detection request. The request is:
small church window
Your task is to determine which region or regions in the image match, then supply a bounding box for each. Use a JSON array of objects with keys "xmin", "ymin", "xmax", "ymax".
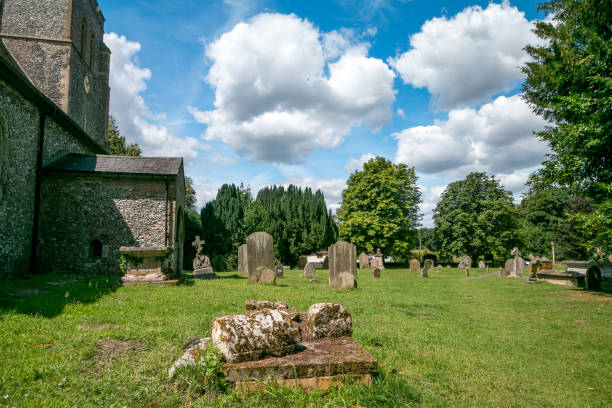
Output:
[
  {"xmin": 91, "ymin": 240, "xmax": 103, "ymax": 257},
  {"xmin": 81, "ymin": 19, "xmax": 88, "ymax": 56},
  {"xmin": 89, "ymin": 34, "xmax": 96, "ymax": 69}
]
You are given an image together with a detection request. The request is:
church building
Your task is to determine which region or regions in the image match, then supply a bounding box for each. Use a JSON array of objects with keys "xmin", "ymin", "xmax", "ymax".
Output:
[{"xmin": 0, "ymin": 0, "xmax": 185, "ymax": 280}]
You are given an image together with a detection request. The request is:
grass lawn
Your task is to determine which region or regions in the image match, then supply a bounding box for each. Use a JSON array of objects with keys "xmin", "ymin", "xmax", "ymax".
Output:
[{"xmin": 0, "ymin": 268, "xmax": 610, "ymax": 407}]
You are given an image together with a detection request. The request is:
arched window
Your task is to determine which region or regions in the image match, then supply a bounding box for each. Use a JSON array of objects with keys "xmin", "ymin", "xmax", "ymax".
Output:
[
  {"xmin": 91, "ymin": 240, "xmax": 103, "ymax": 257},
  {"xmin": 80, "ymin": 19, "xmax": 88, "ymax": 56},
  {"xmin": 89, "ymin": 34, "xmax": 96, "ymax": 69}
]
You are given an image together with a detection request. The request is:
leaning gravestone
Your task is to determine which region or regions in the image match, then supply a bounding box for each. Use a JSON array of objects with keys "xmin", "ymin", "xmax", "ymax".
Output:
[
  {"xmin": 303, "ymin": 262, "xmax": 316, "ymax": 278},
  {"xmin": 358, "ymin": 252, "xmax": 369, "ymax": 269},
  {"xmin": 328, "ymin": 241, "xmax": 357, "ymax": 289},
  {"xmin": 238, "ymin": 244, "xmax": 248, "ymax": 275},
  {"xmin": 409, "ymin": 259, "xmax": 420, "ymax": 271},
  {"xmin": 247, "ymin": 232, "xmax": 274, "ymax": 284}
]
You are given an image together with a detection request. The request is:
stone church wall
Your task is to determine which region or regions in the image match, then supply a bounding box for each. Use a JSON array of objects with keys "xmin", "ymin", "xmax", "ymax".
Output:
[
  {"xmin": 0, "ymin": 81, "xmax": 39, "ymax": 278},
  {"xmin": 38, "ymin": 175, "xmax": 179, "ymax": 274}
]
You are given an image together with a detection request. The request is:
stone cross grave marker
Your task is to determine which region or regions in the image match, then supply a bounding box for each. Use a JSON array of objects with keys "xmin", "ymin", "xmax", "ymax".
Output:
[
  {"xmin": 328, "ymin": 241, "xmax": 357, "ymax": 289},
  {"xmin": 247, "ymin": 232, "xmax": 274, "ymax": 284},
  {"xmin": 192, "ymin": 236, "xmax": 214, "ymax": 277}
]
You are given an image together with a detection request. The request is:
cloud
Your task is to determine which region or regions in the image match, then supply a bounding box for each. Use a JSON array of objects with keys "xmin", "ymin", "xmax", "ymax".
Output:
[
  {"xmin": 390, "ymin": 2, "xmax": 541, "ymax": 108},
  {"xmin": 394, "ymin": 94, "xmax": 550, "ymax": 176},
  {"xmin": 344, "ymin": 153, "xmax": 376, "ymax": 172},
  {"xmin": 334, "ymin": 0, "xmax": 411, "ymax": 22},
  {"xmin": 189, "ymin": 13, "xmax": 396, "ymax": 163},
  {"xmin": 104, "ymin": 33, "xmax": 207, "ymax": 163}
]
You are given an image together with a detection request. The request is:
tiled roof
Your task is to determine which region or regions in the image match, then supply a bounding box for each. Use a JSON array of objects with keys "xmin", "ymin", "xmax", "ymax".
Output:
[{"xmin": 44, "ymin": 153, "xmax": 183, "ymax": 176}]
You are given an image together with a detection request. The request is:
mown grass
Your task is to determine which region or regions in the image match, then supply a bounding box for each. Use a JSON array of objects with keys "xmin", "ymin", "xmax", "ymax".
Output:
[{"xmin": 0, "ymin": 268, "xmax": 610, "ymax": 407}]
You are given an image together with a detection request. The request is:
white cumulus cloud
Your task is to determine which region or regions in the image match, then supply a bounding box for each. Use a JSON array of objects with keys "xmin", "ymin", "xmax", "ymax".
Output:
[
  {"xmin": 394, "ymin": 94, "xmax": 550, "ymax": 176},
  {"xmin": 189, "ymin": 13, "xmax": 396, "ymax": 163},
  {"xmin": 344, "ymin": 153, "xmax": 376, "ymax": 172},
  {"xmin": 104, "ymin": 33, "xmax": 206, "ymax": 163},
  {"xmin": 390, "ymin": 2, "xmax": 541, "ymax": 108}
]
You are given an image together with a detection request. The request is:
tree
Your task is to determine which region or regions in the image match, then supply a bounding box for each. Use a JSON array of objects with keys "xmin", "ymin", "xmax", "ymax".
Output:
[
  {"xmin": 182, "ymin": 208, "xmax": 202, "ymax": 270},
  {"xmin": 184, "ymin": 177, "xmax": 197, "ymax": 211},
  {"xmin": 522, "ymin": 0, "xmax": 611, "ymax": 198},
  {"xmin": 433, "ymin": 172, "xmax": 520, "ymax": 262},
  {"xmin": 107, "ymin": 115, "xmax": 142, "ymax": 156},
  {"xmin": 337, "ymin": 157, "xmax": 421, "ymax": 261}
]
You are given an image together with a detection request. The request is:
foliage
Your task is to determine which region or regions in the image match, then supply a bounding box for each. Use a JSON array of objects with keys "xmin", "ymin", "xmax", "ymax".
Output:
[
  {"xmin": 570, "ymin": 197, "xmax": 612, "ymax": 255},
  {"xmin": 518, "ymin": 187, "xmax": 592, "ymax": 260},
  {"xmin": 173, "ymin": 345, "xmax": 227, "ymax": 395},
  {"xmin": 297, "ymin": 255, "xmax": 308, "ymax": 269},
  {"xmin": 522, "ymin": 0, "xmax": 611, "ymax": 198},
  {"xmin": 418, "ymin": 227, "xmax": 438, "ymax": 252},
  {"xmin": 201, "ymin": 183, "xmax": 337, "ymax": 269},
  {"xmin": 184, "ymin": 177, "xmax": 197, "ymax": 211},
  {"xmin": 255, "ymin": 185, "xmax": 337, "ymax": 267},
  {"xmin": 107, "ymin": 115, "xmax": 141, "ymax": 156},
  {"xmin": 337, "ymin": 157, "xmax": 421, "ymax": 260},
  {"xmin": 182, "ymin": 208, "xmax": 202, "ymax": 270},
  {"xmin": 433, "ymin": 172, "xmax": 520, "ymax": 262}
]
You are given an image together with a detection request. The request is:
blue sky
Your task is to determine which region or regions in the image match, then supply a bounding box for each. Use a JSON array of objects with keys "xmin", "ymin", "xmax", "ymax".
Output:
[{"xmin": 98, "ymin": 0, "xmax": 550, "ymax": 226}]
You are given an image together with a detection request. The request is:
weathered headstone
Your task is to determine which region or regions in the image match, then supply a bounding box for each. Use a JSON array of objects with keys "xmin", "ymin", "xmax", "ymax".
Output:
[
  {"xmin": 423, "ymin": 259, "xmax": 434, "ymax": 270},
  {"xmin": 238, "ymin": 244, "xmax": 248, "ymax": 275},
  {"xmin": 498, "ymin": 267, "xmax": 507, "ymax": 278},
  {"xmin": 274, "ymin": 260, "xmax": 283, "ymax": 278},
  {"xmin": 358, "ymin": 252, "xmax": 369, "ymax": 269},
  {"xmin": 409, "ymin": 259, "xmax": 420, "ymax": 271},
  {"xmin": 328, "ymin": 241, "xmax": 357, "ymax": 289},
  {"xmin": 372, "ymin": 267, "xmax": 381, "ymax": 279},
  {"xmin": 211, "ymin": 309, "xmax": 298, "ymax": 363},
  {"xmin": 303, "ymin": 262, "xmax": 316, "ymax": 278},
  {"xmin": 478, "ymin": 261, "xmax": 485, "ymax": 269},
  {"xmin": 192, "ymin": 236, "xmax": 215, "ymax": 278},
  {"xmin": 505, "ymin": 247, "xmax": 525, "ymax": 278},
  {"xmin": 247, "ymin": 232, "xmax": 274, "ymax": 284},
  {"xmin": 374, "ymin": 248, "xmax": 384, "ymax": 270},
  {"xmin": 254, "ymin": 267, "xmax": 276, "ymax": 284},
  {"xmin": 421, "ymin": 268, "xmax": 428, "ymax": 278}
]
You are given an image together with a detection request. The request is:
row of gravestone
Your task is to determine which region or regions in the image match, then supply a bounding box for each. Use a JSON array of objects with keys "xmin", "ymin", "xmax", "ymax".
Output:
[
  {"xmin": 238, "ymin": 233, "xmax": 375, "ymax": 289},
  {"xmin": 357, "ymin": 250, "xmax": 385, "ymax": 270}
]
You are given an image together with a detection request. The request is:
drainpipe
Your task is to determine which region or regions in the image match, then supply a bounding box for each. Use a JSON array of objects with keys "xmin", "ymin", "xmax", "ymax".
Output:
[{"xmin": 30, "ymin": 113, "xmax": 46, "ymax": 274}]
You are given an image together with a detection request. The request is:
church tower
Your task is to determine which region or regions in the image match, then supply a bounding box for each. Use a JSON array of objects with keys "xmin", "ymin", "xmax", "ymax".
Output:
[{"xmin": 0, "ymin": 0, "xmax": 110, "ymax": 149}]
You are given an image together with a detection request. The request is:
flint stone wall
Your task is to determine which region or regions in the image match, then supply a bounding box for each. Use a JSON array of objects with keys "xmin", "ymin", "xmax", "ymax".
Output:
[
  {"xmin": 328, "ymin": 241, "xmax": 357, "ymax": 289},
  {"xmin": 247, "ymin": 232, "xmax": 274, "ymax": 284},
  {"xmin": 211, "ymin": 309, "xmax": 298, "ymax": 363}
]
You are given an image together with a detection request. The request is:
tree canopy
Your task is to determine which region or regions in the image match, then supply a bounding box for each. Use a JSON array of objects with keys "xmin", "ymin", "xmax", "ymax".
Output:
[
  {"xmin": 522, "ymin": 0, "xmax": 611, "ymax": 198},
  {"xmin": 337, "ymin": 157, "xmax": 421, "ymax": 260},
  {"xmin": 107, "ymin": 115, "xmax": 142, "ymax": 157},
  {"xmin": 433, "ymin": 172, "xmax": 520, "ymax": 262}
]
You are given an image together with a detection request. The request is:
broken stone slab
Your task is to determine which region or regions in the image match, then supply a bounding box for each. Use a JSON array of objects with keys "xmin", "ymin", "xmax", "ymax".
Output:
[
  {"xmin": 222, "ymin": 336, "xmax": 376, "ymax": 385},
  {"xmin": 303, "ymin": 303, "xmax": 352, "ymax": 341},
  {"xmin": 119, "ymin": 247, "xmax": 174, "ymax": 283},
  {"xmin": 168, "ymin": 338, "xmax": 211, "ymax": 378},
  {"xmin": 211, "ymin": 309, "xmax": 298, "ymax": 363}
]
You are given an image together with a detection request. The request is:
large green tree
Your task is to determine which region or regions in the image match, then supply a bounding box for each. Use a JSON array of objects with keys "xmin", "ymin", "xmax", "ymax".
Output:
[
  {"xmin": 433, "ymin": 172, "xmax": 520, "ymax": 262},
  {"xmin": 522, "ymin": 0, "xmax": 611, "ymax": 197},
  {"xmin": 107, "ymin": 115, "xmax": 141, "ymax": 157},
  {"xmin": 337, "ymin": 157, "xmax": 421, "ymax": 261}
]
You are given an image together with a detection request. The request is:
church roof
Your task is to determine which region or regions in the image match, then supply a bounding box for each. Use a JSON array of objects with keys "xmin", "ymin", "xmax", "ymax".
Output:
[{"xmin": 44, "ymin": 153, "xmax": 183, "ymax": 176}]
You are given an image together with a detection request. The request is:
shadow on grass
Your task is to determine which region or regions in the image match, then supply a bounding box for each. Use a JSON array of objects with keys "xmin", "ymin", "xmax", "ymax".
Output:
[{"xmin": 0, "ymin": 273, "xmax": 122, "ymax": 318}]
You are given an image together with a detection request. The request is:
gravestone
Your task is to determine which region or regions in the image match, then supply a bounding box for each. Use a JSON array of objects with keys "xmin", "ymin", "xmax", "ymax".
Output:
[
  {"xmin": 303, "ymin": 262, "xmax": 316, "ymax": 278},
  {"xmin": 478, "ymin": 261, "xmax": 485, "ymax": 269},
  {"xmin": 409, "ymin": 259, "xmax": 420, "ymax": 271},
  {"xmin": 505, "ymin": 247, "xmax": 525, "ymax": 278},
  {"xmin": 238, "ymin": 244, "xmax": 248, "ymax": 275},
  {"xmin": 328, "ymin": 241, "xmax": 357, "ymax": 289},
  {"xmin": 247, "ymin": 232, "xmax": 274, "ymax": 284},
  {"xmin": 192, "ymin": 236, "xmax": 215, "ymax": 278},
  {"xmin": 423, "ymin": 259, "xmax": 434, "ymax": 270},
  {"xmin": 421, "ymin": 268, "xmax": 428, "ymax": 278},
  {"xmin": 274, "ymin": 260, "xmax": 284, "ymax": 278},
  {"xmin": 358, "ymin": 252, "xmax": 369, "ymax": 269},
  {"xmin": 372, "ymin": 267, "xmax": 381, "ymax": 279},
  {"xmin": 374, "ymin": 248, "xmax": 384, "ymax": 270}
]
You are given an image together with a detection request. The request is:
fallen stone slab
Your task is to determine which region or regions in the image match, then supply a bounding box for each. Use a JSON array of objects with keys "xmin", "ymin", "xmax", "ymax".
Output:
[
  {"xmin": 303, "ymin": 303, "xmax": 352, "ymax": 341},
  {"xmin": 222, "ymin": 336, "xmax": 377, "ymax": 389},
  {"xmin": 211, "ymin": 309, "xmax": 298, "ymax": 363}
]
